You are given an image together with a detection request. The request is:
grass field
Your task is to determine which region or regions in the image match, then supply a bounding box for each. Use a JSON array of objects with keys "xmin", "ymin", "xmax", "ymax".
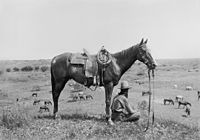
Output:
[{"xmin": 0, "ymin": 58, "xmax": 200, "ymax": 139}]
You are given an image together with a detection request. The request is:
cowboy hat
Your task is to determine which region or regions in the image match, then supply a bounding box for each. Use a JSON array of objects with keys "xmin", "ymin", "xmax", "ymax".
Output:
[{"xmin": 119, "ymin": 81, "xmax": 131, "ymax": 90}]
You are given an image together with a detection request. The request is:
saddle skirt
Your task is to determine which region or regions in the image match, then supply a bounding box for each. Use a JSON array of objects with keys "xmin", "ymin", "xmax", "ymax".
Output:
[{"xmin": 70, "ymin": 52, "xmax": 99, "ymax": 86}]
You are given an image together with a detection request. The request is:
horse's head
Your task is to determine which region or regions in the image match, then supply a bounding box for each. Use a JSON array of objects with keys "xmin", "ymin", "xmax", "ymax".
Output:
[{"xmin": 137, "ymin": 38, "xmax": 157, "ymax": 70}]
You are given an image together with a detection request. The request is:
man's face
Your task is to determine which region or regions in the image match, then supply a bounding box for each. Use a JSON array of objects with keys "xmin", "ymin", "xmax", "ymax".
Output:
[{"xmin": 121, "ymin": 89, "xmax": 129, "ymax": 98}]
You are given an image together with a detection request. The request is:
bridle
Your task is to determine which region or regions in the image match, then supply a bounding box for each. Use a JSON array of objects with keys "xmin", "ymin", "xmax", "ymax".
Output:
[{"xmin": 144, "ymin": 69, "xmax": 155, "ymax": 132}]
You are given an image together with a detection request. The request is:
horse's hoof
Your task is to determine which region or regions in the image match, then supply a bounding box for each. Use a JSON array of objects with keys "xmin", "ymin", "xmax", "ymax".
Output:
[
  {"xmin": 53, "ymin": 114, "xmax": 61, "ymax": 120},
  {"xmin": 108, "ymin": 119, "xmax": 114, "ymax": 126}
]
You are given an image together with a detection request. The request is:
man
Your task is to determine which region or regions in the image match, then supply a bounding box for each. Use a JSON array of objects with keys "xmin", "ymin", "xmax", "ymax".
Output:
[{"xmin": 111, "ymin": 81, "xmax": 140, "ymax": 122}]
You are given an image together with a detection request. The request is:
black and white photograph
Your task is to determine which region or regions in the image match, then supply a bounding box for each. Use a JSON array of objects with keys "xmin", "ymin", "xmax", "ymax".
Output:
[{"xmin": 0, "ymin": 0, "xmax": 200, "ymax": 139}]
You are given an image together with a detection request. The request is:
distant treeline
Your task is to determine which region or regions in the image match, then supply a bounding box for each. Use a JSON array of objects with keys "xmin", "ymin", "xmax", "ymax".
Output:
[{"xmin": 6, "ymin": 66, "xmax": 49, "ymax": 72}]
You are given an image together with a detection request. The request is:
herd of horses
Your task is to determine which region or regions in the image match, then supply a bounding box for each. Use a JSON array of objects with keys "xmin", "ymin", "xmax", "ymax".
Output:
[
  {"xmin": 141, "ymin": 90, "xmax": 195, "ymax": 116},
  {"xmin": 32, "ymin": 93, "xmax": 52, "ymax": 113},
  {"xmin": 162, "ymin": 91, "xmax": 200, "ymax": 116},
  {"xmin": 72, "ymin": 93, "xmax": 93, "ymax": 101}
]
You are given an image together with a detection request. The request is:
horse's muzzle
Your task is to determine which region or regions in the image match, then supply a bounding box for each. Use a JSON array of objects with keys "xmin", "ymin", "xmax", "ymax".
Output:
[{"xmin": 148, "ymin": 63, "xmax": 157, "ymax": 70}]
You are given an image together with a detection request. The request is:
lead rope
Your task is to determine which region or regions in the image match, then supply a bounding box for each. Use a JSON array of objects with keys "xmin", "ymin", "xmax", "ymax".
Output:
[
  {"xmin": 144, "ymin": 70, "xmax": 152, "ymax": 132},
  {"xmin": 152, "ymin": 70, "xmax": 155, "ymax": 139},
  {"xmin": 144, "ymin": 69, "xmax": 155, "ymax": 133}
]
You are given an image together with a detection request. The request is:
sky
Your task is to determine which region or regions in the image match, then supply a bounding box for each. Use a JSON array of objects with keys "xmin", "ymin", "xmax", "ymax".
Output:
[{"xmin": 0, "ymin": 0, "xmax": 200, "ymax": 60}]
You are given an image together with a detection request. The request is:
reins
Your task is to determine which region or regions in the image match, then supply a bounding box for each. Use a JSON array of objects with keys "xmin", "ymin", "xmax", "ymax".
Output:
[{"xmin": 144, "ymin": 69, "xmax": 155, "ymax": 132}]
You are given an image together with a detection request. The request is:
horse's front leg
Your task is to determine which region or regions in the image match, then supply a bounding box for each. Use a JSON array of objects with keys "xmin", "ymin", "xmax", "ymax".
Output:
[{"xmin": 104, "ymin": 82, "xmax": 114, "ymax": 125}]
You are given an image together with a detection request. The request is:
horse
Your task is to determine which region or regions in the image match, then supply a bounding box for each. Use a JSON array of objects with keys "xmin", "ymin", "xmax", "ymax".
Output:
[
  {"xmin": 32, "ymin": 93, "xmax": 37, "ymax": 97},
  {"xmin": 175, "ymin": 95, "xmax": 183, "ymax": 102},
  {"xmin": 44, "ymin": 100, "xmax": 52, "ymax": 105},
  {"xmin": 142, "ymin": 91, "xmax": 151, "ymax": 96},
  {"xmin": 33, "ymin": 99, "xmax": 41, "ymax": 105},
  {"xmin": 39, "ymin": 105, "xmax": 50, "ymax": 113},
  {"xmin": 72, "ymin": 95, "xmax": 79, "ymax": 101},
  {"xmin": 79, "ymin": 94, "xmax": 86, "ymax": 100},
  {"xmin": 86, "ymin": 95, "xmax": 93, "ymax": 100},
  {"xmin": 185, "ymin": 106, "xmax": 191, "ymax": 116},
  {"xmin": 178, "ymin": 101, "xmax": 192, "ymax": 108},
  {"xmin": 197, "ymin": 91, "xmax": 200, "ymax": 100},
  {"xmin": 185, "ymin": 86, "xmax": 193, "ymax": 91},
  {"xmin": 50, "ymin": 38, "xmax": 156, "ymax": 125},
  {"xmin": 163, "ymin": 98, "xmax": 174, "ymax": 105}
]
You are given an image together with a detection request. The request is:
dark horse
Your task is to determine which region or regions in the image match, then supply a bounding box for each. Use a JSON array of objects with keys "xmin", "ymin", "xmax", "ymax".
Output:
[
  {"xmin": 178, "ymin": 101, "xmax": 192, "ymax": 108},
  {"xmin": 163, "ymin": 98, "xmax": 174, "ymax": 105},
  {"xmin": 51, "ymin": 39, "xmax": 156, "ymax": 125}
]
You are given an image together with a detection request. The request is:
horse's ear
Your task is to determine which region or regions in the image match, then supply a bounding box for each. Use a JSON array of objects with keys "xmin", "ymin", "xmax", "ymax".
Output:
[
  {"xmin": 144, "ymin": 39, "xmax": 148, "ymax": 44},
  {"xmin": 139, "ymin": 38, "xmax": 144, "ymax": 45}
]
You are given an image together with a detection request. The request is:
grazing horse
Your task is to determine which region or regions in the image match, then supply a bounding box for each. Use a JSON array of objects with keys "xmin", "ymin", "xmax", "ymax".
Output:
[
  {"xmin": 142, "ymin": 91, "xmax": 151, "ymax": 96},
  {"xmin": 178, "ymin": 101, "xmax": 192, "ymax": 108},
  {"xmin": 79, "ymin": 94, "xmax": 86, "ymax": 100},
  {"xmin": 44, "ymin": 100, "xmax": 52, "ymax": 105},
  {"xmin": 86, "ymin": 95, "xmax": 93, "ymax": 100},
  {"xmin": 32, "ymin": 93, "xmax": 37, "ymax": 97},
  {"xmin": 50, "ymin": 39, "xmax": 156, "ymax": 125},
  {"xmin": 185, "ymin": 86, "xmax": 193, "ymax": 91},
  {"xmin": 72, "ymin": 95, "xmax": 79, "ymax": 101},
  {"xmin": 39, "ymin": 105, "xmax": 50, "ymax": 113},
  {"xmin": 175, "ymin": 95, "xmax": 183, "ymax": 102},
  {"xmin": 163, "ymin": 98, "xmax": 174, "ymax": 105},
  {"xmin": 197, "ymin": 91, "xmax": 200, "ymax": 100},
  {"xmin": 33, "ymin": 99, "xmax": 41, "ymax": 105}
]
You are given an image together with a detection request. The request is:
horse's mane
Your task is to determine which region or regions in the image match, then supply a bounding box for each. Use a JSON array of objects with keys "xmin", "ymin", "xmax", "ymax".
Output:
[{"xmin": 112, "ymin": 44, "xmax": 139, "ymax": 58}]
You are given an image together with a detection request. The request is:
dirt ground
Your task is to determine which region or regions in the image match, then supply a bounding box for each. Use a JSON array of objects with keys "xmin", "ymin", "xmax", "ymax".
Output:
[{"xmin": 0, "ymin": 58, "xmax": 200, "ymax": 128}]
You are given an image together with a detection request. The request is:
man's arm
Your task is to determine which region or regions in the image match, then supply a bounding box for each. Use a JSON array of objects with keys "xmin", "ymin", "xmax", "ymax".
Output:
[{"xmin": 122, "ymin": 97, "xmax": 136, "ymax": 114}]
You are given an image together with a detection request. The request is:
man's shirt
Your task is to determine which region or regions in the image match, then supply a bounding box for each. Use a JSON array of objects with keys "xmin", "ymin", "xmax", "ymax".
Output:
[{"xmin": 111, "ymin": 94, "xmax": 135, "ymax": 114}]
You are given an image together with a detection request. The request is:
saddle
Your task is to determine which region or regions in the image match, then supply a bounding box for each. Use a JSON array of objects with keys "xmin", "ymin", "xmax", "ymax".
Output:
[{"xmin": 70, "ymin": 47, "xmax": 112, "ymax": 88}]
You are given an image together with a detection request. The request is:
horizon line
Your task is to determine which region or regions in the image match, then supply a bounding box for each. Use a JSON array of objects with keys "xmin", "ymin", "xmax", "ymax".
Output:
[{"xmin": 0, "ymin": 57, "xmax": 200, "ymax": 61}]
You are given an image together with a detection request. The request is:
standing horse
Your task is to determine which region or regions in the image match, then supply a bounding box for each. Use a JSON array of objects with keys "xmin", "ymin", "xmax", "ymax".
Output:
[{"xmin": 51, "ymin": 39, "xmax": 156, "ymax": 125}]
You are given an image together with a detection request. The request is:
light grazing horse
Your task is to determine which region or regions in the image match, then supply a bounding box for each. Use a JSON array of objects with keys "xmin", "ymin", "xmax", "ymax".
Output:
[
  {"xmin": 50, "ymin": 39, "xmax": 156, "ymax": 125},
  {"xmin": 175, "ymin": 95, "xmax": 183, "ymax": 102},
  {"xmin": 186, "ymin": 86, "xmax": 193, "ymax": 91}
]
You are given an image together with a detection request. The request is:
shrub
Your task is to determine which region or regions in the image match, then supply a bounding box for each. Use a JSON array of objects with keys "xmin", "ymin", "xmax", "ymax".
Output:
[
  {"xmin": 34, "ymin": 66, "xmax": 40, "ymax": 71},
  {"xmin": 21, "ymin": 66, "xmax": 33, "ymax": 72},
  {"xmin": 13, "ymin": 67, "xmax": 19, "ymax": 72},
  {"xmin": 0, "ymin": 90, "xmax": 8, "ymax": 98},
  {"xmin": 6, "ymin": 68, "xmax": 11, "ymax": 72},
  {"xmin": 0, "ymin": 106, "xmax": 32, "ymax": 130},
  {"xmin": 40, "ymin": 66, "xmax": 49, "ymax": 72},
  {"xmin": 0, "ymin": 69, "xmax": 3, "ymax": 75}
]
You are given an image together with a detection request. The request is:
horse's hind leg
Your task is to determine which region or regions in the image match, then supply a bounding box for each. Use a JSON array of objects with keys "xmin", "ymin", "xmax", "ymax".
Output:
[{"xmin": 52, "ymin": 80, "xmax": 67, "ymax": 118}]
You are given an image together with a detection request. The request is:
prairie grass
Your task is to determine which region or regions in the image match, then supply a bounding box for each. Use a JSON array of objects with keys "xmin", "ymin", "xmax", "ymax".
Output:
[
  {"xmin": 0, "ymin": 107, "xmax": 199, "ymax": 140},
  {"xmin": 0, "ymin": 105, "xmax": 33, "ymax": 130}
]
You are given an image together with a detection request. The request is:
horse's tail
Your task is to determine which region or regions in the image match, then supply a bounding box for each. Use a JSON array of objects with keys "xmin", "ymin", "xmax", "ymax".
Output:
[{"xmin": 50, "ymin": 61, "xmax": 55, "ymax": 94}]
